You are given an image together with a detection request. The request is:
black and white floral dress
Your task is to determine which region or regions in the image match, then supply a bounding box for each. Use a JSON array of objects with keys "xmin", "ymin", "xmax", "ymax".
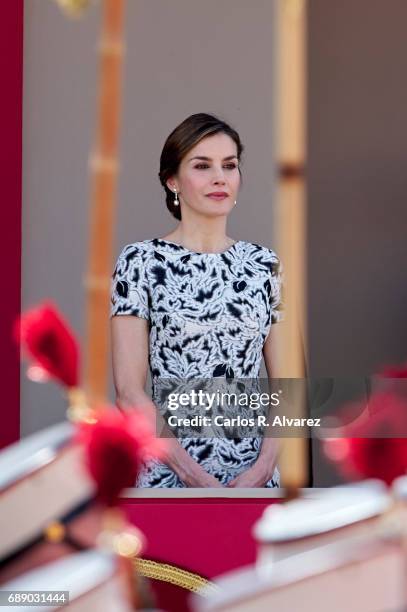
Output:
[{"xmin": 110, "ymin": 239, "xmax": 284, "ymax": 487}]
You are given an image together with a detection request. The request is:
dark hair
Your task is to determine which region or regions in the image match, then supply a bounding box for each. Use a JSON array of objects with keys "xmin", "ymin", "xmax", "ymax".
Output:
[{"xmin": 158, "ymin": 113, "xmax": 244, "ymax": 220}]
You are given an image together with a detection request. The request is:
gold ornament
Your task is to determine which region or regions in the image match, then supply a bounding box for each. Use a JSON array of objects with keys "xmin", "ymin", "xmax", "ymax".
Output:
[
  {"xmin": 113, "ymin": 529, "xmax": 144, "ymax": 558},
  {"xmin": 135, "ymin": 559, "xmax": 219, "ymax": 594},
  {"xmin": 97, "ymin": 508, "xmax": 145, "ymax": 558},
  {"xmin": 54, "ymin": 0, "xmax": 94, "ymax": 19},
  {"xmin": 43, "ymin": 521, "xmax": 66, "ymax": 543},
  {"xmin": 66, "ymin": 387, "xmax": 97, "ymax": 424}
]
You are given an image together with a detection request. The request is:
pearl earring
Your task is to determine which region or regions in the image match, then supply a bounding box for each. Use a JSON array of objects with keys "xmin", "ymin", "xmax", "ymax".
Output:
[
  {"xmin": 234, "ymin": 200, "xmax": 237, "ymax": 206},
  {"xmin": 173, "ymin": 189, "xmax": 179, "ymax": 206}
]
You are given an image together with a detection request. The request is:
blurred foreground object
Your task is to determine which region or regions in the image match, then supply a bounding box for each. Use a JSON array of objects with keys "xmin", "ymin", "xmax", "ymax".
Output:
[
  {"xmin": 1, "ymin": 301, "xmax": 163, "ymax": 609},
  {"xmin": 0, "ymin": 422, "xmax": 93, "ymax": 568},
  {"xmin": 54, "ymin": 0, "xmax": 94, "ymax": 19},
  {"xmin": 15, "ymin": 301, "xmax": 91, "ymax": 422},
  {"xmin": 193, "ymin": 478, "xmax": 407, "ymax": 611},
  {"xmin": 77, "ymin": 408, "xmax": 164, "ymax": 507},
  {"xmin": 54, "ymin": 0, "xmax": 126, "ymax": 408},
  {"xmin": 272, "ymin": 0, "xmax": 308, "ymax": 495},
  {"xmin": 0, "ymin": 419, "xmax": 151, "ymax": 611},
  {"xmin": 83, "ymin": 0, "xmax": 126, "ymax": 408},
  {"xmin": 379, "ymin": 362, "xmax": 407, "ymax": 378},
  {"xmin": 254, "ymin": 480, "xmax": 390, "ymax": 564},
  {"xmin": 16, "ymin": 301, "xmax": 79, "ymax": 389},
  {"xmin": 3, "ymin": 550, "xmax": 134, "ymax": 611},
  {"xmin": 324, "ymin": 391, "xmax": 407, "ymax": 485}
]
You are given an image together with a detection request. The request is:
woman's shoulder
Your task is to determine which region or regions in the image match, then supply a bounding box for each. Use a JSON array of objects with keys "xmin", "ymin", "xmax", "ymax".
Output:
[
  {"xmin": 115, "ymin": 239, "xmax": 157, "ymax": 261},
  {"xmin": 240, "ymin": 240, "xmax": 281, "ymax": 263}
]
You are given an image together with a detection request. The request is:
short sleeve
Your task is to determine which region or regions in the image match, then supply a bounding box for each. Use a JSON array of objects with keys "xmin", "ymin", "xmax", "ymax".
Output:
[
  {"xmin": 269, "ymin": 253, "xmax": 285, "ymax": 325},
  {"xmin": 110, "ymin": 244, "xmax": 150, "ymax": 320}
]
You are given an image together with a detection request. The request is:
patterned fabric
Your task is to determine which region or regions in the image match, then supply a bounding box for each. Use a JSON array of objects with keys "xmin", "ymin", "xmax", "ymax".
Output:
[{"xmin": 111, "ymin": 238, "xmax": 284, "ymax": 487}]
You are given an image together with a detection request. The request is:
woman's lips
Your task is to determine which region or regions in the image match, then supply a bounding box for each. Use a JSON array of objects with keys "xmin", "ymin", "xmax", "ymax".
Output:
[{"xmin": 206, "ymin": 194, "xmax": 229, "ymax": 201}]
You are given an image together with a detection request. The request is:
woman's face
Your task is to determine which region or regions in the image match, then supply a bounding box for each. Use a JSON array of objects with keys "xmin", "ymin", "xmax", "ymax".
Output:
[{"xmin": 168, "ymin": 132, "xmax": 241, "ymax": 218}]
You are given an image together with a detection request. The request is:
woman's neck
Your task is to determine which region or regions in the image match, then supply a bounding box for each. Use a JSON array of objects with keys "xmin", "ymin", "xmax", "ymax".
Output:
[{"xmin": 162, "ymin": 223, "xmax": 235, "ymax": 254}]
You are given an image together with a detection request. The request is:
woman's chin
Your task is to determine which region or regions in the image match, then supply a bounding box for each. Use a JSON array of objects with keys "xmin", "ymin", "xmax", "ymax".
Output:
[{"xmin": 196, "ymin": 201, "xmax": 234, "ymax": 218}]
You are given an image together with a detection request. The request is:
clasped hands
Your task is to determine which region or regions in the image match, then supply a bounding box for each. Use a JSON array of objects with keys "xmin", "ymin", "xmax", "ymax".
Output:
[{"xmin": 187, "ymin": 457, "xmax": 276, "ymax": 488}]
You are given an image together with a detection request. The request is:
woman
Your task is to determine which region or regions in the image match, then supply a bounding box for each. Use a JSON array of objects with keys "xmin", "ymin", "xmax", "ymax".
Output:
[{"xmin": 110, "ymin": 113, "xmax": 283, "ymax": 488}]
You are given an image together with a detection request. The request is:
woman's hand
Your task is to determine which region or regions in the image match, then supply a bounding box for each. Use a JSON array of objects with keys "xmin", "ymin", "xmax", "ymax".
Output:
[
  {"xmin": 181, "ymin": 464, "xmax": 224, "ymax": 488},
  {"xmin": 227, "ymin": 463, "xmax": 271, "ymax": 488},
  {"xmin": 227, "ymin": 437, "xmax": 280, "ymax": 488},
  {"xmin": 242, "ymin": 323, "xmax": 280, "ymax": 490}
]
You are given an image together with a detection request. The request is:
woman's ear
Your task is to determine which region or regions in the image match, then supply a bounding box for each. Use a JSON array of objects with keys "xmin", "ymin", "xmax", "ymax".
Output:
[{"xmin": 166, "ymin": 179, "xmax": 177, "ymax": 192}]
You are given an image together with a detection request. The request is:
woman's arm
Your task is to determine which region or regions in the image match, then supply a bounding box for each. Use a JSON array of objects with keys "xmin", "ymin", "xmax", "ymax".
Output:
[
  {"xmin": 256, "ymin": 325, "xmax": 280, "ymax": 474},
  {"xmin": 227, "ymin": 326, "xmax": 280, "ymax": 487},
  {"xmin": 111, "ymin": 315, "xmax": 224, "ymax": 487}
]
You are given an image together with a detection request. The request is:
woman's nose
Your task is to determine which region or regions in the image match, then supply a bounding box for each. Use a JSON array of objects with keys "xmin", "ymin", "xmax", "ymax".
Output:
[{"xmin": 212, "ymin": 168, "xmax": 226, "ymax": 184}]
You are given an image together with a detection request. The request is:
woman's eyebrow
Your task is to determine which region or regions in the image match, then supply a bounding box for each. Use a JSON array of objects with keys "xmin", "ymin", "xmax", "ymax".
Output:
[{"xmin": 188, "ymin": 155, "xmax": 238, "ymax": 162}]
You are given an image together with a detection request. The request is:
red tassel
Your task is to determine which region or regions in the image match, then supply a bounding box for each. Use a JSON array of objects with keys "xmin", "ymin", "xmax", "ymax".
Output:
[
  {"xmin": 379, "ymin": 363, "xmax": 407, "ymax": 378},
  {"xmin": 324, "ymin": 392, "xmax": 407, "ymax": 485},
  {"xmin": 77, "ymin": 408, "xmax": 165, "ymax": 506},
  {"xmin": 15, "ymin": 301, "xmax": 79, "ymax": 388}
]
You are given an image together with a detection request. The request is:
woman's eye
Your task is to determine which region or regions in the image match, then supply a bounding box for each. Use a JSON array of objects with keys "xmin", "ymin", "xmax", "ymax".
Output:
[{"xmin": 195, "ymin": 163, "xmax": 237, "ymax": 170}]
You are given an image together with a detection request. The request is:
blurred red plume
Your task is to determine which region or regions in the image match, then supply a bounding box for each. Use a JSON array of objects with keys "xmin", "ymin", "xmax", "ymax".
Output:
[
  {"xmin": 324, "ymin": 392, "xmax": 407, "ymax": 485},
  {"xmin": 77, "ymin": 409, "xmax": 165, "ymax": 506},
  {"xmin": 15, "ymin": 301, "xmax": 79, "ymax": 388}
]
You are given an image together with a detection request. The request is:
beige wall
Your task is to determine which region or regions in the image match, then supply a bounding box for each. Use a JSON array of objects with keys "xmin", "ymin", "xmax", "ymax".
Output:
[
  {"xmin": 308, "ymin": 0, "xmax": 407, "ymax": 378},
  {"xmin": 22, "ymin": 0, "xmax": 278, "ymax": 436},
  {"xmin": 308, "ymin": 0, "xmax": 407, "ymax": 484}
]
